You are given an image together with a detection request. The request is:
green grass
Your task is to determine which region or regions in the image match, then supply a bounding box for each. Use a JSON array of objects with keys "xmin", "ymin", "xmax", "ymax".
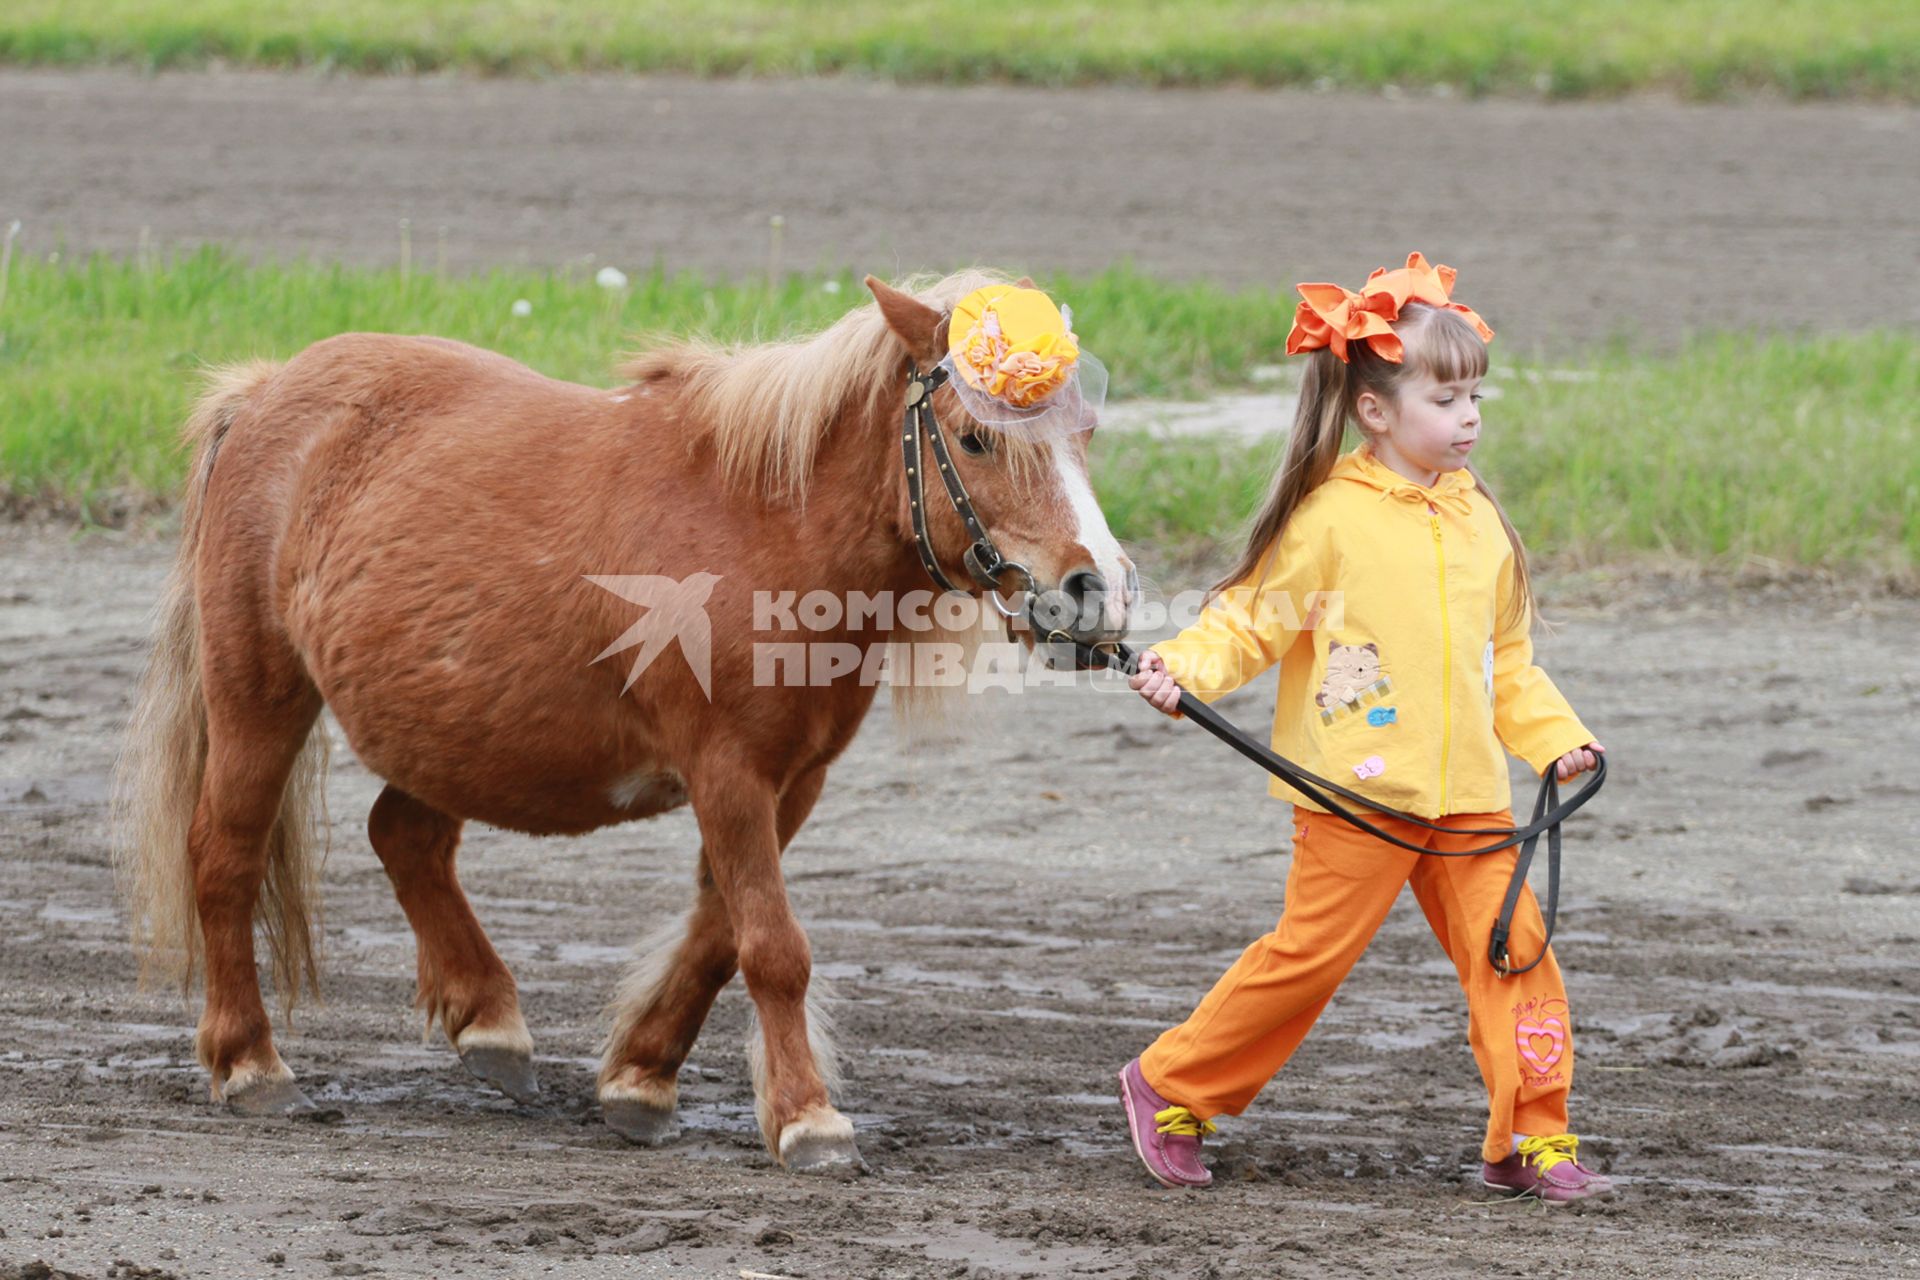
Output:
[
  {"xmin": 1097, "ymin": 336, "xmax": 1920, "ymax": 572},
  {"xmin": 2, "ymin": 0, "xmax": 1916, "ymax": 100},
  {"xmin": 1483, "ymin": 336, "xmax": 1919, "ymax": 570},
  {"xmin": 0, "ymin": 247, "xmax": 1291, "ymax": 514},
  {"xmin": 4, "ymin": 250, "xmax": 1913, "ymax": 570}
]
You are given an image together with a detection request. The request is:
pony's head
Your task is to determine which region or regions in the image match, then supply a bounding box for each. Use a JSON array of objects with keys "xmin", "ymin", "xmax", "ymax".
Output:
[
  {"xmin": 622, "ymin": 268, "xmax": 1136, "ymax": 679},
  {"xmin": 865, "ymin": 272, "xmax": 1135, "ymax": 655}
]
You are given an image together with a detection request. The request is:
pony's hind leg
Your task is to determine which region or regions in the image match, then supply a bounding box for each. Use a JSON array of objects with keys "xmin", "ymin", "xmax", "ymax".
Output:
[
  {"xmin": 598, "ymin": 855, "xmax": 736, "ymax": 1145},
  {"xmin": 192, "ymin": 697, "xmax": 325, "ymax": 1115},
  {"xmin": 598, "ymin": 765, "xmax": 829, "ymax": 1147},
  {"xmin": 367, "ymin": 785, "xmax": 537, "ymax": 1102}
]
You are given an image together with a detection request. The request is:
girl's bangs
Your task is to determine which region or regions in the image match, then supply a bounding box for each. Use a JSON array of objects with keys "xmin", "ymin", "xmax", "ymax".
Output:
[{"xmin": 1406, "ymin": 306, "xmax": 1491, "ymax": 383}]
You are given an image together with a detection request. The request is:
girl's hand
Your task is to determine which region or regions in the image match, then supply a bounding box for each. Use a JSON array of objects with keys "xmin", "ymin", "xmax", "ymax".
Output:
[
  {"xmin": 1554, "ymin": 741, "xmax": 1605, "ymax": 780},
  {"xmin": 1129, "ymin": 648, "xmax": 1185, "ymax": 718}
]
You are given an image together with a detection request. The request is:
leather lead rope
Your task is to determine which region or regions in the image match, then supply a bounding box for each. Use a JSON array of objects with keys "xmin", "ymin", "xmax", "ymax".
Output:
[{"xmin": 1076, "ymin": 639, "xmax": 1603, "ymax": 977}]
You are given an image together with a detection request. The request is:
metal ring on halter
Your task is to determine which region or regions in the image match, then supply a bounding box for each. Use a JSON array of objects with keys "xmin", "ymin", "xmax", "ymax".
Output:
[{"xmin": 984, "ymin": 561, "xmax": 1036, "ymax": 618}]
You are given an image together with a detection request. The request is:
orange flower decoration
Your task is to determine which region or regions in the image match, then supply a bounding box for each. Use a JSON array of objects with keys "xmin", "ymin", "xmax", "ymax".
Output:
[
  {"xmin": 1285, "ymin": 252, "xmax": 1494, "ymax": 364},
  {"xmin": 949, "ymin": 285, "xmax": 1080, "ymax": 408}
]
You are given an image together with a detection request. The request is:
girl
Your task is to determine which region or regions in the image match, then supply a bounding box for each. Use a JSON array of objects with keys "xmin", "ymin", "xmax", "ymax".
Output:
[{"xmin": 1117, "ymin": 254, "xmax": 1611, "ymax": 1203}]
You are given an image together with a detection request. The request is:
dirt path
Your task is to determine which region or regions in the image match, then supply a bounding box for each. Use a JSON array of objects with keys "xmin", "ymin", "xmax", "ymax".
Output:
[
  {"xmin": 2, "ymin": 524, "xmax": 1917, "ymax": 1279},
  {"xmin": 4, "ymin": 69, "xmax": 1916, "ymax": 350}
]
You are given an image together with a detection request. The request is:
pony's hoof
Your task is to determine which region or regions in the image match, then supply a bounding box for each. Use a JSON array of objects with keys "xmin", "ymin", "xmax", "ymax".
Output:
[
  {"xmin": 460, "ymin": 1045, "xmax": 541, "ymax": 1104},
  {"xmin": 777, "ymin": 1107, "xmax": 864, "ymax": 1175},
  {"xmin": 603, "ymin": 1098, "xmax": 680, "ymax": 1146},
  {"xmin": 225, "ymin": 1074, "xmax": 316, "ymax": 1117},
  {"xmin": 782, "ymin": 1132, "xmax": 864, "ymax": 1176}
]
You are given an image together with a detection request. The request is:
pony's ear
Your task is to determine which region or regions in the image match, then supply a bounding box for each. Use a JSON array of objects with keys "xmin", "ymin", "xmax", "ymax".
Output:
[
  {"xmin": 865, "ymin": 275, "xmax": 944, "ymax": 367},
  {"xmin": 1014, "ymin": 275, "xmax": 1036, "ymax": 289}
]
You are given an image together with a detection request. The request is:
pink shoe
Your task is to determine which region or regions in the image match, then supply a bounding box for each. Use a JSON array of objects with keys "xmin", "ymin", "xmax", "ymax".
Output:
[
  {"xmin": 1118, "ymin": 1058, "xmax": 1214, "ymax": 1189},
  {"xmin": 1482, "ymin": 1134, "xmax": 1616, "ymax": 1203}
]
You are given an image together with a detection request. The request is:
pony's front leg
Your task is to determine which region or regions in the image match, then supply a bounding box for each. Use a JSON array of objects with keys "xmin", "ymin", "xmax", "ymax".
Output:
[
  {"xmin": 599, "ymin": 765, "xmax": 830, "ymax": 1146},
  {"xmin": 693, "ymin": 764, "xmax": 855, "ymax": 1172}
]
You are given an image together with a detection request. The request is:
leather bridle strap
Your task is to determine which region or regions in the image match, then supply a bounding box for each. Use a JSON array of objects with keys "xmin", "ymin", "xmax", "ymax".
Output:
[
  {"xmin": 901, "ymin": 363, "xmax": 1035, "ymax": 603},
  {"xmin": 902, "ymin": 364, "xmax": 968, "ymax": 593}
]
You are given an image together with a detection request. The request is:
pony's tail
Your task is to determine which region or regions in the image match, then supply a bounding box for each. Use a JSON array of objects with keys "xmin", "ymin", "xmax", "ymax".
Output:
[{"xmin": 112, "ymin": 360, "xmax": 328, "ymax": 1010}]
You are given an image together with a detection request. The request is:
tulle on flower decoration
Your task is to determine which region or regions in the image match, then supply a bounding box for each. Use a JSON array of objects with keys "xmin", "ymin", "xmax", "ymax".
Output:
[
  {"xmin": 940, "ymin": 284, "xmax": 1106, "ymax": 440},
  {"xmin": 1285, "ymin": 252, "xmax": 1494, "ymax": 364}
]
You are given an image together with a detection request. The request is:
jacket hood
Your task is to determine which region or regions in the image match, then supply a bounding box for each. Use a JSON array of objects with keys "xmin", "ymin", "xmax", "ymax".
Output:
[{"xmin": 1328, "ymin": 447, "xmax": 1477, "ymax": 516}]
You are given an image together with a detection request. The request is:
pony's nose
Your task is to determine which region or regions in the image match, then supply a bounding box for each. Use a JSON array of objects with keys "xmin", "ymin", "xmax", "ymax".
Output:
[{"xmin": 1058, "ymin": 568, "xmax": 1112, "ymax": 640}]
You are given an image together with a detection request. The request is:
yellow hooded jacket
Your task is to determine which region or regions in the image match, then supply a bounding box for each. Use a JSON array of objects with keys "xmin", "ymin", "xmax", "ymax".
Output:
[{"xmin": 1152, "ymin": 447, "xmax": 1592, "ymax": 818}]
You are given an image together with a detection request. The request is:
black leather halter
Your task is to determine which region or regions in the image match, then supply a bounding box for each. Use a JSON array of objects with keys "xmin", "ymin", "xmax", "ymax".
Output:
[{"xmin": 901, "ymin": 362, "xmax": 1036, "ymax": 615}]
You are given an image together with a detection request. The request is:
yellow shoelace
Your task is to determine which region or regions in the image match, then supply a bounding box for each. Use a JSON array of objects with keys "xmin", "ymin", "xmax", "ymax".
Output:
[
  {"xmin": 1517, "ymin": 1134, "xmax": 1581, "ymax": 1173},
  {"xmin": 1154, "ymin": 1106, "xmax": 1217, "ymax": 1138}
]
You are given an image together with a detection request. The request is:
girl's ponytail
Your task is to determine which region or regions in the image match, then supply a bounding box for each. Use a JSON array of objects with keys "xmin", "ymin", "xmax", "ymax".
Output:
[{"xmin": 1207, "ymin": 349, "xmax": 1350, "ymax": 599}]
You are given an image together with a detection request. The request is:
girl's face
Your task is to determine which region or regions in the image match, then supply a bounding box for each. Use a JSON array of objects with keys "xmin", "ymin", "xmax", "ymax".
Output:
[{"xmin": 1357, "ymin": 367, "xmax": 1483, "ymax": 486}]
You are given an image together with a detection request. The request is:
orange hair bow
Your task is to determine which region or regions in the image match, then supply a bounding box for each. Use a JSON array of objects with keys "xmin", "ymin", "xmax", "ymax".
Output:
[{"xmin": 1285, "ymin": 252, "xmax": 1494, "ymax": 364}]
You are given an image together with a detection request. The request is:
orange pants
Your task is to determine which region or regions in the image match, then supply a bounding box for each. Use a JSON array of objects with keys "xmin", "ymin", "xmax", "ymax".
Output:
[{"xmin": 1140, "ymin": 808, "xmax": 1573, "ymax": 1163}]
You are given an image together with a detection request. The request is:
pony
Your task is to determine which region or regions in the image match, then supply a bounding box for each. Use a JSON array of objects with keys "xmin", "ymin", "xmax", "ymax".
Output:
[{"xmin": 112, "ymin": 270, "xmax": 1134, "ymax": 1171}]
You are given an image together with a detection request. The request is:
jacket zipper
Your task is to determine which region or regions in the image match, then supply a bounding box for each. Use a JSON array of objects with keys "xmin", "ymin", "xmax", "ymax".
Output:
[{"xmin": 1429, "ymin": 506, "xmax": 1451, "ymax": 812}]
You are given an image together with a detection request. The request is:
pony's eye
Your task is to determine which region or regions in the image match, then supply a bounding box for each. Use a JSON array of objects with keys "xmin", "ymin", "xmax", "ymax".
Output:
[{"xmin": 957, "ymin": 432, "xmax": 991, "ymax": 457}]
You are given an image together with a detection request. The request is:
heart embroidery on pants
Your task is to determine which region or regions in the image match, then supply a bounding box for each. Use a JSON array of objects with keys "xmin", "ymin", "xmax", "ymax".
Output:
[{"xmin": 1515, "ymin": 1016, "xmax": 1566, "ymax": 1074}]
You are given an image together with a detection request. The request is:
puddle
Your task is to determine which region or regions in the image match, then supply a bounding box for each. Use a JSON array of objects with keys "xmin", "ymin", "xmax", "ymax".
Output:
[
  {"xmin": 337, "ymin": 925, "xmax": 414, "ymax": 952},
  {"xmin": 663, "ymin": 1101, "xmax": 760, "ymax": 1134},
  {"xmin": 812, "ymin": 961, "xmax": 1101, "ymax": 1001},
  {"xmin": 810, "ymin": 917, "xmax": 1083, "ymax": 951},
  {"xmin": 1725, "ymin": 977, "xmax": 1920, "ymax": 1006},
  {"xmin": 983, "ymin": 1005, "xmax": 1077, "ymax": 1023},
  {"xmin": 901, "ymin": 1066, "xmax": 978, "ymax": 1086},
  {"xmin": 813, "ymin": 961, "xmax": 868, "ymax": 983},
  {"xmin": 1356, "ymin": 1025, "xmax": 1456, "ymax": 1052},
  {"xmin": 1112, "ymin": 982, "xmax": 1193, "ymax": 1006},
  {"xmin": 465, "ymin": 894, "xmax": 580, "ymax": 915},
  {"xmin": 550, "ymin": 941, "xmax": 634, "ymax": 966},
  {"xmin": 1662, "ymin": 1175, "xmax": 1808, "ymax": 1198},
  {"xmin": 311, "ymin": 1078, "xmax": 451, "ymax": 1107},
  {"xmin": 982, "ymin": 1005, "xmax": 1166, "ymax": 1029},
  {"xmin": 1710, "ymin": 1142, "xmax": 1848, "ymax": 1161},
  {"xmin": 38, "ymin": 902, "xmax": 119, "ymax": 924}
]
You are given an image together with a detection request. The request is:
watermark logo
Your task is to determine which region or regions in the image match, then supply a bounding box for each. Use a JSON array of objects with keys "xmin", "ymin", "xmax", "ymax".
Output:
[
  {"xmin": 587, "ymin": 572, "xmax": 1342, "ymax": 697},
  {"xmin": 585, "ymin": 573, "xmax": 721, "ymax": 698}
]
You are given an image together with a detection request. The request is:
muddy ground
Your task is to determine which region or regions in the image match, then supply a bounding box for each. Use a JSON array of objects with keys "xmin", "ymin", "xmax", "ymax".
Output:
[
  {"xmin": 5, "ymin": 63, "xmax": 1920, "ymax": 1277},
  {"xmin": 2, "ymin": 523, "xmax": 1917, "ymax": 1279},
  {"xmin": 3, "ymin": 69, "xmax": 1917, "ymax": 350}
]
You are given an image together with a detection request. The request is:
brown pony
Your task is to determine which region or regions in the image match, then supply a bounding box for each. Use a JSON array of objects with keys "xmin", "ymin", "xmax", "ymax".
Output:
[{"xmin": 112, "ymin": 270, "xmax": 1134, "ymax": 1171}]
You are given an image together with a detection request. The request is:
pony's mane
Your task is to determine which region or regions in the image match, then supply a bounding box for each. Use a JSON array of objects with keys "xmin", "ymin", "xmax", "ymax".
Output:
[{"xmin": 618, "ymin": 268, "xmax": 1018, "ymax": 500}]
